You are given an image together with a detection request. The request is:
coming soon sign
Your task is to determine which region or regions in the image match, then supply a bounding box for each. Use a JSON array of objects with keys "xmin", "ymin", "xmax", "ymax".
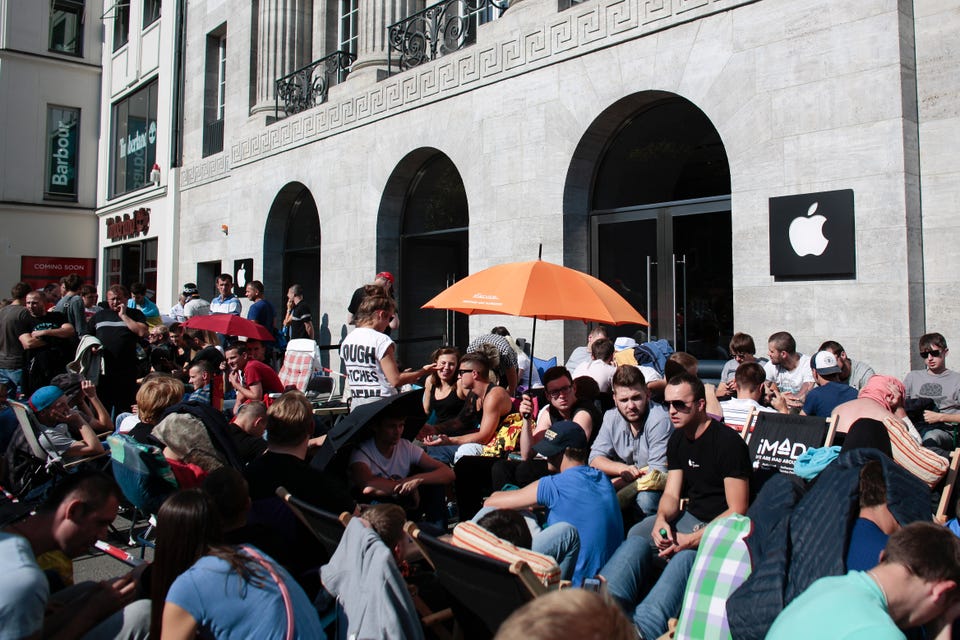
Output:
[{"xmin": 20, "ymin": 256, "xmax": 96, "ymax": 291}]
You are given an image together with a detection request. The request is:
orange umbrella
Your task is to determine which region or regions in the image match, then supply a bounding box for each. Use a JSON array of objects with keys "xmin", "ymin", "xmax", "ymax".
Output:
[{"xmin": 421, "ymin": 259, "xmax": 647, "ymax": 326}]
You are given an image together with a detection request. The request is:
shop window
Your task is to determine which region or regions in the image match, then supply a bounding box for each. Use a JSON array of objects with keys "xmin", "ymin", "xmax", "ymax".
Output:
[
  {"xmin": 49, "ymin": 0, "xmax": 84, "ymax": 56},
  {"xmin": 44, "ymin": 106, "xmax": 80, "ymax": 201},
  {"xmin": 104, "ymin": 239, "xmax": 157, "ymax": 290},
  {"xmin": 110, "ymin": 80, "xmax": 159, "ymax": 198},
  {"xmin": 143, "ymin": 0, "xmax": 161, "ymax": 28}
]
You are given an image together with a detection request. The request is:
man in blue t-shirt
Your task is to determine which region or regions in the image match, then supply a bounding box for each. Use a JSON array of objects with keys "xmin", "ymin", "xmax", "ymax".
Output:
[
  {"xmin": 802, "ymin": 350, "xmax": 859, "ymax": 417},
  {"xmin": 245, "ymin": 280, "xmax": 276, "ymax": 332},
  {"xmin": 484, "ymin": 420, "xmax": 623, "ymax": 585}
]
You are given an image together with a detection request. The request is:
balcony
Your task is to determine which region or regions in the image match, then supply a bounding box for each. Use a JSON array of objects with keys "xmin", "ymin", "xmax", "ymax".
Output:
[
  {"xmin": 274, "ymin": 50, "xmax": 356, "ymax": 120},
  {"xmin": 387, "ymin": 0, "xmax": 509, "ymax": 74}
]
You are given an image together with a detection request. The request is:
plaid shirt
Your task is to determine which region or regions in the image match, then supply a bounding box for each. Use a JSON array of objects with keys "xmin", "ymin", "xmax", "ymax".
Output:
[{"xmin": 674, "ymin": 514, "xmax": 753, "ymax": 640}]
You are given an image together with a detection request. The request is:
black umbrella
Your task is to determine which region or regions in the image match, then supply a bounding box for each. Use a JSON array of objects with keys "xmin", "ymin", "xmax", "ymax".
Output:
[{"xmin": 310, "ymin": 389, "xmax": 425, "ymax": 471}]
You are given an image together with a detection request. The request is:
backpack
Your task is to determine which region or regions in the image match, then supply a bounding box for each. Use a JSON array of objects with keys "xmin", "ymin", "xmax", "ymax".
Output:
[{"xmin": 634, "ymin": 339, "xmax": 674, "ymax": 375}]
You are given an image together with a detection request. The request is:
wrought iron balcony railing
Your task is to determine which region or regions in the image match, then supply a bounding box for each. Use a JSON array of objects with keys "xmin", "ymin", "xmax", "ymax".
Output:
[
  {"xmin": 388, "ymin": 0, "xmax": 509, "ymax": 74},
  {"xmin": 274, "ymin": 50, "xmax": 356, "ymax": 119}
]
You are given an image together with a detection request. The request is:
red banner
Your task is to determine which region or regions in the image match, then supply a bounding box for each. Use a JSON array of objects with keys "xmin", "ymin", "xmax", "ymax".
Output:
[{"xmin": 20, "ymin": 256, "xmax": 96, "ymax": 291}]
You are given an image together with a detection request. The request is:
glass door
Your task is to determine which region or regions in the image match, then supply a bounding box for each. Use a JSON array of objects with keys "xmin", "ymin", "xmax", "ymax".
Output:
[{"xmin": 591, "ymin": 196, "xmax": 731, "ymax": 353}]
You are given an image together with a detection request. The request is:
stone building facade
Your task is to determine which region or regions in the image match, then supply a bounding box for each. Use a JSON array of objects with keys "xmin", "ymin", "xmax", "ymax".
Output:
[
  {"xmin": 160, "ymin": 0, "xmax": 959, "ymax": 377},
  {"xmin": 0, "ymin": 0, "xmax": 103, "ymax": 291}
]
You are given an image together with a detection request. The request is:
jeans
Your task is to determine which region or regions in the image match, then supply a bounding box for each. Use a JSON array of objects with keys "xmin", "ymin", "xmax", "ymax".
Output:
[
  {"xmin": 0, "ymin": 368, "xmax": 22, "ymax": 396},
  {"xmin": 634, "ymin": 490, "xmax": 663, "ymax": 519},
  {"xmin": 602, "ymin": 511, "xmax": 703, "ymax": 639},
  {"xmin": 424, "ymin": 443, "xmax": 478, "ymax": 465},
  {"xmin": 472, "ymin": 506, "xmax": 581, "ymax": 582}
]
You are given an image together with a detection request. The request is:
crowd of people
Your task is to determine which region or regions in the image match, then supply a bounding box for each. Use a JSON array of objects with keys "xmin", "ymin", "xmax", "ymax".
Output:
[{"xmin": 2, "ymin": 270, "xmax": 960, "ymax": 639}]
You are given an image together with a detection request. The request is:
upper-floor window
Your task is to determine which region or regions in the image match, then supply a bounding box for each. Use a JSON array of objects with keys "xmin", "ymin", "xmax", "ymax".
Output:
[
  {"xmin": 203, "ymin": 28, "xmax": 226, "ymax": 157},
  {"xmin": 338, "ymin": 0, "xmax": 358, "ymax": 55},
  {"xmin": 112, "ymin": 1, "xmax": 130, "ymax": 51},
  {"xmin": 49, "ymin": 0, "xmax": 84, "ymax": 56},
  {"xmin": 110, "ymin": 80, "xmax": 158, "ymax": 197},
  {"xmin": 143, "ymin": 0, "xmax": 161, "ymax": 28},
  {"xmin": 217, "ymin": 35, "xmax": 227, "ymax": 120}
]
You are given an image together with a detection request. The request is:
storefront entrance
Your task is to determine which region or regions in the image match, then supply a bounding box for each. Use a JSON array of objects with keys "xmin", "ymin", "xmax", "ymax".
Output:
[
  {"xmin": 587, "ymin": 95, "xmax": 732, "ymax": 357},
  {"xmin": 380, "ymin": 150, "xmax": 468, "ymax": 368}
]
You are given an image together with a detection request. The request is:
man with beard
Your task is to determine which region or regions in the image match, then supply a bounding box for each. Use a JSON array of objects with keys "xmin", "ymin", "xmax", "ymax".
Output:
[{"xmin": 590, "ymin": 365, "xmax": 673, "ymax": 519}]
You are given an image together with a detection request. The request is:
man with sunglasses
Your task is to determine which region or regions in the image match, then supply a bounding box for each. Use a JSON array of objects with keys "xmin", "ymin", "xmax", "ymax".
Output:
[
  {"xmin": 491, "ymin": 366, "xmax": 599, "ymax": 489},
  {"xmin": 599, "ymin": 372, "xmax": 751, "ymax": 640},
  {"xmin": 904, "ymin": 333, "xmax": 960, "ymax": 449}
]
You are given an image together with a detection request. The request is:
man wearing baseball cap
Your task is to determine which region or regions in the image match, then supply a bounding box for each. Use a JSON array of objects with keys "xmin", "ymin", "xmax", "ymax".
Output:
[
  {"xmin": 483, "ymin": 420, "xmax": 623, "ymax": 586},
  {"xmin": 801, "ymin": 350, "xmax": 859, "ymax": 417},
  {"xmin": 181, "ymin": 283, "xmax": 211, "ymax": 318},
  {"xmin": 29, "ymin": 385, "xmax": 103, "ymax": 458}
]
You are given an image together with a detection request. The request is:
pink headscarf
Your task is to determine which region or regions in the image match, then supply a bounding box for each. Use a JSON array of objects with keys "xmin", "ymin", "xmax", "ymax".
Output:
[{"xmin": 858, "ymin": 375, "xmax": 905, "ymax": 412}]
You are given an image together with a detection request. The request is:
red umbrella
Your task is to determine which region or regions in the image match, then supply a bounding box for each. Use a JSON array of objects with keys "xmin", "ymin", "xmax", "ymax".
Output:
[{"xmin": 183, "ymin": 314, "xmax": 275, "ymax": 341}]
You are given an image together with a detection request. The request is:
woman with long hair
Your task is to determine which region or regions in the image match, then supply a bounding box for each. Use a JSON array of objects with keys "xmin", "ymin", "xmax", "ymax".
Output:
[
  {"xmin": 150, "ymin": 489, "xmax": 323, "ymax": 639},
  {"xmin": 422, "ymin": 346, "xmax": 465, "ymax": 423},
  {"xmin": 339, "ymin": 294, "xmax": 433, "ymax": 410}
]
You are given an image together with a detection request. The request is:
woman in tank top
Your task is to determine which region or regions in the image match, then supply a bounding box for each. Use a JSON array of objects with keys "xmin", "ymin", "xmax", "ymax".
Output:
[{"xmin": 422, "ymin": 346, "xmax": 466, "ymax": 423}]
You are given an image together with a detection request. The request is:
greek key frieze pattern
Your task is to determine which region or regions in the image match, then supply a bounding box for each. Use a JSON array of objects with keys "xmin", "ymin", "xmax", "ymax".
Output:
[
  {"xmin": 215, "ymin": 0, "xmax": 750, "ymax": 172},
  {"xmin": 181, "ymin": 153, "xmax": 230, "ymax": 189}
]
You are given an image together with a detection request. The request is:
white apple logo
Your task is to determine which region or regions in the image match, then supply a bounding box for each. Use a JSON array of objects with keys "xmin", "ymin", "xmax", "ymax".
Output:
[{"xmin": 788, "ymin": 202, "xmax": 829, "ymax": 257}]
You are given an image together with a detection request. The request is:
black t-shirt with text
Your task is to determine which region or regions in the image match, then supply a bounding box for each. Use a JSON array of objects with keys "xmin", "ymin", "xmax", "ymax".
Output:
[{"xmin": 667, "ymin": 419, "xmax": 751, "ymax": 522}]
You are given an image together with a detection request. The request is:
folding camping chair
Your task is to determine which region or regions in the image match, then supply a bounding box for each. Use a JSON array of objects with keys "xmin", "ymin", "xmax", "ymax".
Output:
[
  {"xmin": 936, "ymin": 448, "xmax": 960, "ymax": 522},
  {"xmin": 742, "ymin": 411, "xmax": 835, "ymax": 475},
  {"xmin": 276, "ymin": 486, "xmax": 351, "ymax": 559},
  {"xmin": 278, "ymin": 338, "xmax": 321, "ymax": 392},
  {"xmin": 6, "ymin": 400, "xmax": 104, "ymax": 498},
  {"xmin": 404, "ymin": 521, "xmax": 546, "ymax": 640},
  {"xmin": 531, "ymin": 356, "xmax": 557, "ymax": 383},
  {"xmin": 107, "ymin": 433, "xmax": 179, "ymax": 555}
]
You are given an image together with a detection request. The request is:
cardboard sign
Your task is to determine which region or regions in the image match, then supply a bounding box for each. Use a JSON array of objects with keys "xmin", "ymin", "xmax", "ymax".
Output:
[{"xmin": 746, "ymin": 413, "xmax": 830, "ymax": 474}]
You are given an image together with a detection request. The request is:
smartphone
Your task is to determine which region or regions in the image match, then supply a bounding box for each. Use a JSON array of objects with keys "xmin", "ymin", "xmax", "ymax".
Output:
[{"xmin": 582, "ymin": 578, "xmax": 601, "ymax": 592}]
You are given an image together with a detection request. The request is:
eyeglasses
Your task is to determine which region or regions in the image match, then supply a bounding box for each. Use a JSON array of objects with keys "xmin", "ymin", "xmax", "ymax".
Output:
[
  {"xmin": 457, "ymin": 369, "xmax": 476, "ymax": 377},
  {"xmin": 666, "ymin": 399, "xmax": 694, "ymax": 413},
  {"xmin": 546, "ymin": 385, "xmax": 573, "ymax": 400},
  {"xmin": 920, "ymin": 350, "xmax": 943, "ymax": 359}
]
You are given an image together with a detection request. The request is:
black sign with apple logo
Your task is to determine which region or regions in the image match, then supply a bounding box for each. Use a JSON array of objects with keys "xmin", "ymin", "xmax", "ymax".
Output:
[
  {"xmin": 233, "ymin": 259, "xmax": 254, "ymax": 296},
  {"xmin": 768, "ymin": 188, "xmax": 856, "ymax": 279}
]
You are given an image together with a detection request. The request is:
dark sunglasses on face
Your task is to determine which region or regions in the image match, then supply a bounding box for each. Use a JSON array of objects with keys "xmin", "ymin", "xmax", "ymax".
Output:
[
  {"xmin": 921, "ymin": 350, "xmax": 943, "ymax": 359},
  {"xmin": 666, "ymin": 399, "xmax": 694, "ymax": 413},
  {"xmin": 546, "ymin": 385, "xmax": 573, "ymax": 400},
  {"xmin": 457, "ymin": 369, "xmax": 475, "ymax": 377}
]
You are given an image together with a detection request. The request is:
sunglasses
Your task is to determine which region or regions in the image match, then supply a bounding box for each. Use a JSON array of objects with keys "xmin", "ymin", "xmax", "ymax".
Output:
[
  {"xmin": 546, "ymin": 384, "xmax": 573, "ymax": 400},
  {"xmin": 666, "ymin": 399, "xmax": 694, "ymax": 413},
  {"xmin": 920, "ymin": 350, "xmax": 943, "ymax": 359},
  {"xmin": 457, "ymin": 369, "xmax": 476, "ymax": 377}
]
